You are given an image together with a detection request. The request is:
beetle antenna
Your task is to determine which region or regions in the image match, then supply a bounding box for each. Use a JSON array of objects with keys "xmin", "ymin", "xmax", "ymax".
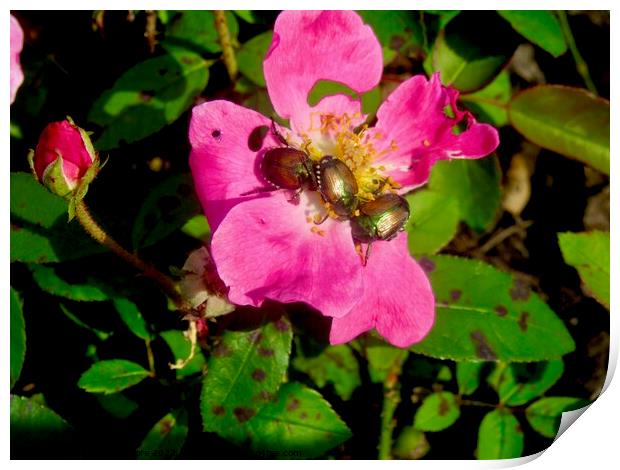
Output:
[{"xmin": 270, "ymin": 118, "xmax": 289, "ymax": 146}]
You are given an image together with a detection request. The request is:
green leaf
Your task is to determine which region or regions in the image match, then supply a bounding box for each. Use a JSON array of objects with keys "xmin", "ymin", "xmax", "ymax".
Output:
[
  {"xmin": 200, "ymin": 312, "xmax": 293, "ymax": 444},
  {"xmin": 11, "ymin": 395, "xmax": 73, "ymax": 457},
  {"xmin": 509, "ymin": 86, "xmax": 610, "ymax": 174},
  {"xmin": 30, "ymin": 264, "xmax": 108, "ymax": 301},
  {"xmin": 160, "ymin": 330, "xmax": 206, "ymax": 378},
  {"xmin": 78, "ymin": 359, "xmax": 150, "ymax": 394},
  {"xmin": 180, "ymin": 214, "xmax": 211, "ymax": 241},
  {"xmin": 526, "ymin": 397, "xmax": 589, "ymax": 438},
  {"xmin": 113, "ymin": 298, "xmax": 152, "ymax": 340},
  {"xmin": 163, "ymin": 11, "xmax": 238, "ymax": 55},
  {"xmin": 558, "ymin": 231, "xmax": 610, "ymax": 308},
  {"xmin": 59, "ymin": 304, "xmax": 111, "ymax": 341},
  {"xmin": 498, "ymin": 11, "xmax": 566, "ymax": 57},
  {"xmin": 456, "ymin": 362, "xmax": 484, "ymax": 395},
  {"xmin": 406, "ymin": 190, "xmax": 460, "ymax": 255},
  {"xmin": 430, "ymin": 13, "xmax": 516, "ymax": 92},
  {"xmin": 460, "ymin": 71, "xmax": 511, "ymax": 127},
  {"xmin": 366, "ymin": 344, "xmax": 408, "ymax": 384},
  {"xmin": 411, "ymin": 255, "xmax": 575, "ymax": 362},
  {"xmin": 357, "ymin": 11, "xmax": 424, "ymax": 55},
  {"xmin": 413, "ymin": 391, "xmax": 460, "ymax": 432},
  {"xmin": 137, "ymin": 409, "xmax": 188, "ymax": 460},
  {"xmin": 247, "ymin": 382, "xmax": 352, "ymax": 459},
  {"xmin": 235, "ymin": 10, "xmax": 259, "ymax": 24},
  {"xmin": 10, "ymin": 288, "xmax": 26, "ymax": 390},
  {"xmin": 487, "ymin": 360, "xmax": 564, "ymax": 406},
  {"xmin": 477, "ymin": 409, "xmax": 524, "ymax": 459},
  {"xmin": 307, "ymin": 80, "xmax": 382, "ymax": 117},
  {"xmin": 292, "ymin": 344, "xmax": 361, "ymax": 400},
  {"xmin": 428, "ymin": 156, "xmax": 501, "ymax": 232},
  {"xmin": 132, "ymin": 173, "xmax": 200, "ymax": 249},
  {"xmin": 10, "ymin": 172, "xmax": 104, "ymax": 263},
  {"xmin": 89, "ymin": 49, "xmax": 209, "ymax": 150},
  {"xmin": 393, "ymin": 426, "xmax": 430, "ymax": 460},
  {"xmin": 94, "ymin": 393, "xmax": 139, "ymax": 419},
  {"xmin": 237, "ymin": 31, "xmax": 273, "ymax": 87}
]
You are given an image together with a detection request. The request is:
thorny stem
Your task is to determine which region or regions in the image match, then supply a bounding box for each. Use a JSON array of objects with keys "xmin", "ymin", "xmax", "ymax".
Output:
[
  {"xmin": 557, "ymin": 11, "xmax": 598, "ymax": 95},
  {"xmin": 74, "ymin": 201, "xmax": 190, "ymax": 312},
  {"xmin": 378, "ymin": 361, "xmax": 404, "ymax": 460},
  {"xmin": 213, "ymin": 10, "xmax": 238, "ymax": 81}
]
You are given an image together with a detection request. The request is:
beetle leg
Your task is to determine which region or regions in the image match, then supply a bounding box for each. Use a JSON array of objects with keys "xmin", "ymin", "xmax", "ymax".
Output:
[
  {"xmin": 313, "ymin": 212, "xmax": 329, "ymax": 225},
  {"xmin": 363, "ymin": 242, "xmax": 372, "ymax": 266},
  {"xmin": 240, "ymin": 186, "xmax": 277, "ymax": 196},
  {"xmin": 287, "ymin": 188, "xmax": 303, "ymax": 203}
]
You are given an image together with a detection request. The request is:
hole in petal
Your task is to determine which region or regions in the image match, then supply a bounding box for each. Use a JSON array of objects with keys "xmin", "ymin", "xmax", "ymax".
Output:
[
  {"xmin": 307, "ymin": 79, "xmax": 358, "ymax": 106},
  {"xmin": 211, "ymin": 129, "xmax": 222, "ymax": 141}
]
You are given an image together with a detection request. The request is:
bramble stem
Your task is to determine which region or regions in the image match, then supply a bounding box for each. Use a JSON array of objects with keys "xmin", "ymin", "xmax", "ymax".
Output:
[
  {"xmin": 145, "ymin": 339, "xmax": 156, "ymax": 377},
  {"xmin": 213, "ymin": 10, "xmax": 238, "ymax": 81},
  {"xmin": 558, "ymin": 11, "xmax": 598, "ymax": 95},
  {"xmin": 74, "ymin": 200, "xmax": 190, "ymax": 312},
  {"xmin": 378, "ymin": 361, "xmax": 404, "ymax": 460}
]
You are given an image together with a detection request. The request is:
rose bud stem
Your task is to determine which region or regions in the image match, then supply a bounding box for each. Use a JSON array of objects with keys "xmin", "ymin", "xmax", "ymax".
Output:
[{"xmin": 74, "ymin": 200, "xmax": 192, "ymax": 313}]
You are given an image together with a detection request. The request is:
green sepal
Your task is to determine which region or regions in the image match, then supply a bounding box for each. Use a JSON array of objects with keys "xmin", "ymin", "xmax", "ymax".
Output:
[
  {"xmin": 66, "ymin": 155, "xmax": 101, "ymax": 221},
  {"xmin": 42, "ymin": 153, "xmax": 75, "ymax": 198}
]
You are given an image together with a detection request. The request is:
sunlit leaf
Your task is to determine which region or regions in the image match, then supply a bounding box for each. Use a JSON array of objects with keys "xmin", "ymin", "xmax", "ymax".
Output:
[
  {"xmin": 200, "ymin": 311, "xmax": 293, "ymax": 444},
  {"xmin": 430, "ymin": 12, "xmax": 516, "ymax": 92},
  {"xmin": 509, "ymin": 86, "xmax": 610, "ymax": 174},
  {"xmin": 498, "ymin": 11, "xmax": 566, "ymax": 57},
  {"xmin": 456, "ymin": 362, "xmax": 484, "ymax": 396},
  {"xmin": 558, "ymin": 231, "xmax": 610, "ymax": 308},
  {"xmin": 406, "ymin": 190, "xmax": 460, "ymax": 255},
  {"xmin": 487, "ymin": 360, "xmax": 564, "ymax": 406},
  {"xmin": 180, "ymin": 214, "xmax": 211, "ymax": 241},
  {"xmin": 10, "ymin": 172, "xmax": 103, "ymax": 263},
  {"xmin": 113, "ymin": 298, "xmax": 153, "ymax": 340},
  {"xmin": 247, "ymin": 382, "xmax": 352, "ymax": 459},
  {"xmin": 10, "ymin": 287, "xmax": 26, "ymax": 390},
  {"xmin": 460, "ymin": 71, "xmax": 511, "ymax": 127},
  {"xmin": 78, "ymin": 359, "xmax": 150, "ymax": 394},
  {"xmin": 132, "ymin": 173, "xmax": 200, "ymax": 250},
  {"xmin": 525, "ymin": 397, "xmax": 589, "ymax": 438},
  {"xmin": 89, "ymin": 49, "xmax": 210, "ymax": 150},
  {"xmin": 428, "ymin": 156, "xmax": 502, "ymax": 232},
  {"xmin": 411, "ymin": 255, "xmax": 575, "ymax": 362},
  {"xmin": 366, "ymin": 344, "xmax": 408, "ymax": 384},
  {"xmin": 163, "ymin": 10, "xmax": 238, "ymax": 54},
  {"xmin": 358, "ymin": 11, "xmax": 424, "ymax": 56},
  {"xmin": 137, "ymin": 409, "xmax": 188, "ymax": 460},
  {"xmin": 393, "ymin": 426, "xmax": 430, "ymax": 460},
  {"xmin": 237, "ymin": 31, "xmax": 272, "ymax": 87},
  {"xmin": 292, "ymin": 344, "xmax": 361, "ymax": 400},
  {"xmin": 477, "ymin": 409, "xmax": 524, "ymax": 459},
  {"xmin": 30, "ymin": 264, "xmax": 108, "ymax": 301},
  {"xmin": 414, "ymin": 391, "xmax": 460, "ymax": 432}
]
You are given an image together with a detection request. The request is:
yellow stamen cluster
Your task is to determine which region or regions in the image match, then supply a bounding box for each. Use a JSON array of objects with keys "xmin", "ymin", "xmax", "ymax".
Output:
[{"xmin": 299, "ymin": 111, "xmax": 402, "ymax": 235}]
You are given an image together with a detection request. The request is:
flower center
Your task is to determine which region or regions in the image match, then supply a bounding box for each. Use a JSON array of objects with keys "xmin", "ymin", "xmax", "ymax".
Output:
[{"xmin": 298, "ymin": 112, "xmax": 401, "ymax": 202}]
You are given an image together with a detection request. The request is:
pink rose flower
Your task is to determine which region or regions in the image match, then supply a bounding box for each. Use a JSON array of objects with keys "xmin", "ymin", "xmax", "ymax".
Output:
[
  {"xmin": 10, "ymin": 14, "xmax": 24, "ymax": 104},
  {"xmin": 189, "ymin": 11, "xmax": 499, "ymax": 347},
  {"xmin": 31, "ymin": 119, "xmax": 97, "ymax": 197}
]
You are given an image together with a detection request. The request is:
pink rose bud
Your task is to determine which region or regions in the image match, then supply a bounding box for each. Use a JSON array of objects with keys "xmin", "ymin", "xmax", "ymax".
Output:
[{"xmin": 30, "ymin": 119, "xmax": 98, "ymax": 198}]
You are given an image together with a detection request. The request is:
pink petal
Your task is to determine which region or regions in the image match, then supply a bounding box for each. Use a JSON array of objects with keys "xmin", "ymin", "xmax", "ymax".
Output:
[
  {"xmin": 263, "ymin": 10, "xmax": 382, "ymax": 130},
  {"xmin": 189, "ymin": 100, "xmax": 283, "ymax": 231},
  {"xmin": 10, "ymin": 15, "xmax": 24, "ymax": 104},
  {"xmin": 370, "ymin": 73, "xmax": 499, "ymax": 191},
  {"xmin": 330, "ymin": 233, "xmax": 435, "ymax": 348},
  {"xmin": 211, "ymin": 191, "xmax": 363, "ymax": 318}
]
